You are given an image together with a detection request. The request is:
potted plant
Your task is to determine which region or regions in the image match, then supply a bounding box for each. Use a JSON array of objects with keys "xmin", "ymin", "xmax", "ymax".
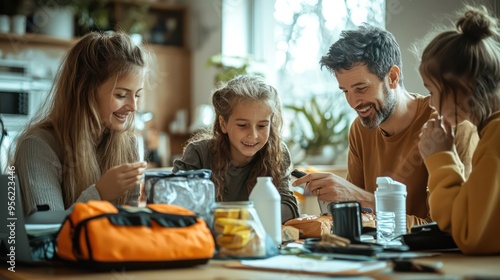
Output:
[
  {"xmin": 18, "ymin": 0, "xmax": 79, "ymax": 39},
  {"xmin": 118, "ymin": 3, "xmax": 154, "ymax": 44},
  {"xmin": 206, "ymin": 54, "xmax": 260, "ymax": 85},
  {"xmin": 284, "ymin": 95, "xmax": 352, "ymax": 165},
  {"xmin": 16, "ymin": 0, "xmax": 108, "ymax": 38},
  {"xmin": 73, "ymin": 0, "xmax": 110, "ymax": 35}
]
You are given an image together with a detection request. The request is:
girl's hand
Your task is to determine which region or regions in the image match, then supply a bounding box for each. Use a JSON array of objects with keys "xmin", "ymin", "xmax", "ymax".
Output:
[
  {"xmin": 418, "ymin": 118, "xmax": 455, "ymax": 160},
  {"xmin": 96, "ymin": 161, "xmax": 147, "ymax": 201}
]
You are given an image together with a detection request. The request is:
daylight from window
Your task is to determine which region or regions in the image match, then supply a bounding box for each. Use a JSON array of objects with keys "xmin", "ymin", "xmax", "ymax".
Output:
[
  {"xmin": 275, "ymin": 0, "xmax": 385, "ymax": 165},
  {"xmin": 274, "ymin": 0, "xmax": 384, "ymax": 101}
]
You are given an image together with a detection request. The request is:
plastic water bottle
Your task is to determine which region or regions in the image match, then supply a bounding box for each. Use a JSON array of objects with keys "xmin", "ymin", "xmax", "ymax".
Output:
[
  {"xmin": 249, "ymin": 177, "xmax": 281, "ymax": 245},
  {"xmin": 375, "ymin": 176, "xmax": 407, "ymax": 244}
]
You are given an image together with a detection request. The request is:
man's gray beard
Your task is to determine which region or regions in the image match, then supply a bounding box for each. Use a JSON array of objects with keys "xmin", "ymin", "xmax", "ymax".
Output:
[{"xmin": 360, "ymin": 84, "xmax": 396, "ymax": 129}]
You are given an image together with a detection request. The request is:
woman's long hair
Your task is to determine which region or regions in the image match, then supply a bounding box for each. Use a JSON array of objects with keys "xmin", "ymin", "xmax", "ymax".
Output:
[
  {"xmin": 13, "ymin": 31, "xmax": 150, "ymax": 209},
  {"xmin": 189, "ymin": 75, "xmax": 286, "ymax": 201}
]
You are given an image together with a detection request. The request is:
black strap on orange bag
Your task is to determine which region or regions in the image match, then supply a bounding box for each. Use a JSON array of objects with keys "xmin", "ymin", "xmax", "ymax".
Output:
[{"xmin": 56, "ymin": 201, "xmax": 215, "ymax": 271}]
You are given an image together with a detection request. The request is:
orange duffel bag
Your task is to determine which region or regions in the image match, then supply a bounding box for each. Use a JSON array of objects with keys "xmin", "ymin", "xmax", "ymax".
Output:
[{"xmin": 56, "ymin": 200, "xmax": 215, "ymax": 270}]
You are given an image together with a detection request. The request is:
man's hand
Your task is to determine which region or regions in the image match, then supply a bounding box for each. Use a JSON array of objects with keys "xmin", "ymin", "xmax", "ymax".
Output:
[{"xmin": 292, "ymin": 172, "xmax": 375, "ymax": 209}]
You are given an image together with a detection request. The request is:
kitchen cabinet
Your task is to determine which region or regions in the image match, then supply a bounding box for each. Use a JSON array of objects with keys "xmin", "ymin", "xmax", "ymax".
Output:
[{"xmin": 0, "ymin": 2, "xmax": 191, "ymax": 166}]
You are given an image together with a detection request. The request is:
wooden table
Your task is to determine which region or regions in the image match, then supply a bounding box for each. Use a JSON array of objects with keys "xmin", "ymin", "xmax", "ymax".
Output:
[{"xmin": 1, "ymin": 252, "xmax": 500, "ymax": 280}]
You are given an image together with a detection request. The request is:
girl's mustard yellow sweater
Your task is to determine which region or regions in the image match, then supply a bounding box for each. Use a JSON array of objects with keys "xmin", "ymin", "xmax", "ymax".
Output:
[{"xmin": 425, "ymin": 111, "xmax": 500, "ymax": 255}]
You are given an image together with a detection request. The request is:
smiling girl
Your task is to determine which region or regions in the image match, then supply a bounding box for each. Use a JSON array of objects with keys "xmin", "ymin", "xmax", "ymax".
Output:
[
  {"xmin": 172, "ymin": 75, "xmax": 300, "ymax": 223},
  {"xmin": 13, "ymin": 31, "xmax": 149, "ymax": 215}
]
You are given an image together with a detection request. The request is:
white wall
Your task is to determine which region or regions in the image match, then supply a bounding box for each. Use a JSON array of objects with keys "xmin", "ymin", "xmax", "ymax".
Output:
[
  {"xmin": 185, "ymin": 0, "xmax": 223, "ymax": 111},
  {"xmin": 386, "ymin": 0, "xmax": 498, "ymax": 95},
  {"xmin": 185, "ymin": 0, "xmax": 275, "ymax": 116}
]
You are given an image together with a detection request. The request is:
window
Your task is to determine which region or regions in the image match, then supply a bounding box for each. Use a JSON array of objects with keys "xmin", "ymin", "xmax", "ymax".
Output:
[
  {"xmin": 274, "ymin": 0, "xmax": 385, "ymax": 102},
  {"xmin": 222, "ymin": 0, "xmax": 385, "ymax": 165}
]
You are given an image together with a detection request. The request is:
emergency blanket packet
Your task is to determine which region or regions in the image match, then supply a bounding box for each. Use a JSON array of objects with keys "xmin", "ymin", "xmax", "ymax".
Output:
[{"xmin": 145, "ymin": 169, "xmax": 215, "ymax": 224}]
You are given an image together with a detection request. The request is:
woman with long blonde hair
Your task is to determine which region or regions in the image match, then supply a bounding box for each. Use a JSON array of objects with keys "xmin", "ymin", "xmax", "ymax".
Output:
[{"xmin": 13, "ymin": 31, "xmax": 149, "ymax": 215}]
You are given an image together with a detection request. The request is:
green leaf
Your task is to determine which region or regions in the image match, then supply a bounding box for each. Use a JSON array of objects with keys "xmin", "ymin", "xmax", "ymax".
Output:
[{"xmin": 284, "ymin": 95, "xmax": 353, "ymax": 160}]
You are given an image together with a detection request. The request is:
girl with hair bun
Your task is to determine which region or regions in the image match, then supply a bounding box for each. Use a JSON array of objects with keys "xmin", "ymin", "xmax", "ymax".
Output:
[{"xmin": 418, "ymin": 5, "xmax": 500, "ymax": 254}]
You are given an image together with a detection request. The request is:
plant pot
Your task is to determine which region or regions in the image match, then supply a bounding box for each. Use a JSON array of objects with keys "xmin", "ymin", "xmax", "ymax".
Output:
[{"xmin": 33, "ymin": 6, "xmax": 74, "ymax": 39}]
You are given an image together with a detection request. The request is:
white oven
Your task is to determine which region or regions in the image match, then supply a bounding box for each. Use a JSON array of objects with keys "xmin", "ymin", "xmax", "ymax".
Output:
[
  {"xmin": 0, "ymin": 59, "xmax": 51, "ymax": 172},
  {"xmin": 0, "ymin": 79, "xmax": 51, "ymax": 132},
  {"xmin": 0, "ymin": 60, "xmax": 51, "ymax": 130}
]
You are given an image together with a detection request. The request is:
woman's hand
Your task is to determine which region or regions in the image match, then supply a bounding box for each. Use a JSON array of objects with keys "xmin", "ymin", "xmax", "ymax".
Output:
[
  {"xmin": 96, "ymin": 161, "xmax": 147, "ymax": 201},
  {"xmin": 418, "ymin": 118, "xmax": 455, "ymax": 160}
]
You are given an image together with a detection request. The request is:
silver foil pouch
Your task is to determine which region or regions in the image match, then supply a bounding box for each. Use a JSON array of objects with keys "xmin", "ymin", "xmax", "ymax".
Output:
[{"xmin": 145, "ymin": 169, "xmax": 215, "ymax": 224}]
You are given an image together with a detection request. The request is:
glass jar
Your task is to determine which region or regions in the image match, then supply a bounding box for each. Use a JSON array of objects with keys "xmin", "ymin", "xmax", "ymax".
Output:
[{"xmin": 211, "ymin": 201, "xmax": 267, "ymax": 258}]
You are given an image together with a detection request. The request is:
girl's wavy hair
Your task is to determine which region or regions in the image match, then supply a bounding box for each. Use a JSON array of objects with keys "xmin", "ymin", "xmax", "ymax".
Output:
[
  {"xmin": 189, "ymin": 75, "xmax": 285, "ymax": 201},
  {"xmin": 14, "ymin": 31, "xmax": 151, "ymax": 210},
  {"xmin": 419, "ymin": 5, "xmax": 500, "ymax": 128}
]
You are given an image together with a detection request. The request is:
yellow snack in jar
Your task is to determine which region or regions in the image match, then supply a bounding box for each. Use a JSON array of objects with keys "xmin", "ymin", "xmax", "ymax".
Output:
[
  {"xmin": 215, "ymin": 217, "xmax": 252, "ymax": 234},
  {"xmin": 217, "ymin": 229, "xmax": 252, "ymax": 249},
  {"xmin": 214, "ymin": 208, "xmax": 239, "ymax": 219},
  {"xmin": 214, "ymin": 208, "xmax": 251, "ymax": 220},
  {"xmin": 239, "ymin": 209, "xmax": 249, "ymax": 220}
]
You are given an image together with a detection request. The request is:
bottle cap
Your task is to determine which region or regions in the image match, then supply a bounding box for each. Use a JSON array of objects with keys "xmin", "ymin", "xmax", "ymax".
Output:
[
  {"xmin": 376, "ymin": 176, "xmax": 407, "ymax": 194},
  {"xmin": 257, "ymin": 176, "xmax": 272, "ymax": 182}
]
